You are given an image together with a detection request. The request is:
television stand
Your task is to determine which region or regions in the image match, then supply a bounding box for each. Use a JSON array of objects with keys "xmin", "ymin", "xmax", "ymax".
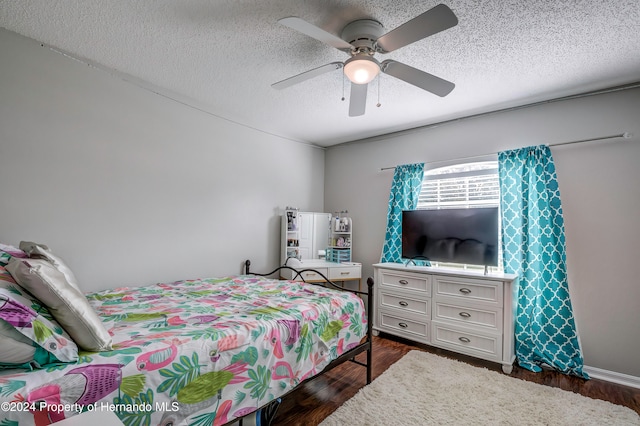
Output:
[{"xmin": 373, "ymin": 262, "xmax": 518, "ymax": 374}]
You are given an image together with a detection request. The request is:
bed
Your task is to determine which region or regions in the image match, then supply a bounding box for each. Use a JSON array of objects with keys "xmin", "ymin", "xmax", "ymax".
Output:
[{"xmin": 0, "ymin": 256, "xmax": 373, "ymax": 426}]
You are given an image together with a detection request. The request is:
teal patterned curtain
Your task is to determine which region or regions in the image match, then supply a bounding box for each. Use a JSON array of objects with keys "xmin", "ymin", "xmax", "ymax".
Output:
[
  {"xmin": 499, "ymin": 145, "xmax": 587, "ymax": 378},
  {"xmin": 381, "ymin": 163, "xmax": 425, "ymax": 263}
]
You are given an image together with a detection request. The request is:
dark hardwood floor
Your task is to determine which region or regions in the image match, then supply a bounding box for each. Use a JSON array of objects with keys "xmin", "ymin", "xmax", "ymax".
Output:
[{"xmin": 272, "ymin": 334, "xmax": 640, "ymax": 425}]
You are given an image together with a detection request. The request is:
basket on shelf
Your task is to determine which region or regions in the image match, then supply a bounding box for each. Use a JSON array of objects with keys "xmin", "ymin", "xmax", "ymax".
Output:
[{"xmin": 326, "ymin": 248, "xmax": 351, "ymax": 263}]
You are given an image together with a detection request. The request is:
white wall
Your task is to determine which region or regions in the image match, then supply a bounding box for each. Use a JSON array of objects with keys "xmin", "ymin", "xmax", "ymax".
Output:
[
  {"xmin": 325, "ymin": 87, "xmax": 640, "ymax": 378},
  {"xmin": 0, "ymin": 29, "xmax": 325, "ymax": 291}
]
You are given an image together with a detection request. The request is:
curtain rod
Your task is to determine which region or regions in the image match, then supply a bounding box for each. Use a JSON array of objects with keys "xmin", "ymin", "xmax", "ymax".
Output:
[{"xmin": 380, "ymin": 132, "xmax": 632, "ymax": 171}]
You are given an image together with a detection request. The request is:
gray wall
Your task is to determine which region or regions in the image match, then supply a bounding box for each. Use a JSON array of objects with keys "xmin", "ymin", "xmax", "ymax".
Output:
[
  {"xmin": 0, "ymin": 29, "xmax": 325, "ymax": 291},
  {"xmin": 325, "ymin": 87, "xmax": 640, "ymax": 378}
]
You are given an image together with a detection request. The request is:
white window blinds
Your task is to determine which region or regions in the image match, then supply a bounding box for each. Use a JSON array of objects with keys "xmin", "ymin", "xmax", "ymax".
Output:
[
  {"xmin": 418, "ymin": 162, "xmax": 499, "ymax": 209},
  {"xmin": 417, "ymin": 161, "xmax": 502, "ymax": 272}
]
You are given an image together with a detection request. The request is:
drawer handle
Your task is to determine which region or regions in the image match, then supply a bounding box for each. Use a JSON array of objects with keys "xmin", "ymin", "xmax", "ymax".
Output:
[
  {"xmin": 398, "ymin": 301, "xmax": 409, "ymax": 307},
  {"xmin": 340, "ymin": 272, "xmax": 350, "ymax": 275},
  {"xmin": 459, "ymin": 288, "xmax": 472, "ymax": 294},
  {"xmin": 398, "ymin": 322, "xmax": 408, "ymax": 328},
  {"xmin": 398, "ymin": 279, "xmax": 409, "ymax": 285},
  {"xmin": 458, "ymin": 337, "xmax": 471, "ymax": 343},
  {"xmin": 459, "ymin": 312, "xmax": 471, "ymax": 318}
]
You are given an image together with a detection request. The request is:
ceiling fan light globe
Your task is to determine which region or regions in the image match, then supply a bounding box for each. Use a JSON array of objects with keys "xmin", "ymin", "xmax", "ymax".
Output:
[
  {"xmin": 352, "ymin": 68, "xmax": 372, "ymax": 84},
  {"xmin": 344, "ymin": 56, "xmax": 380, "ymax": 84}
]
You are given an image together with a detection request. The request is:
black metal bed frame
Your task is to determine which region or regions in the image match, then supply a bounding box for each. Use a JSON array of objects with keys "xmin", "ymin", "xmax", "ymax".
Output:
[{"xmin": 234, "ymin": 260, "xmax": 374, "ymax": 425}]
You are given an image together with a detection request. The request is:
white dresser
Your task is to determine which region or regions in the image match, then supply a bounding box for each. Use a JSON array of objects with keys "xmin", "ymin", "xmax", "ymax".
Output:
[{"xmin": 373, "ymin": 262, "xmax": 518, "ymax": 373}]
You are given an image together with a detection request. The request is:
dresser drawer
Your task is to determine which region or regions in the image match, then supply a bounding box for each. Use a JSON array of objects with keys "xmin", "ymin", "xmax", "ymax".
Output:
[
  {"xmin": 296, "ymin": 268, "xmax": 328, "ymax": 281},
  {"xmin": 379, "ymin": 269, "xmax": 431, "ymax": 296},
  {"xmin": 328, "ymin": 265, "xmax": 361, "ymax": 280},
  {"xmin": 433, "ymin": 276, "xmax": 503, "ymax": 307},
  {"xmin": 433, "ymin": 300, "xmax": 502, "ymax": 331},
  {"xmin": 380, "ymin": 292, "xmax": 430, "ymax": 317},
  {"xmin": 431, "ymin": 322, "xmax": 502, "ymax": 362},
  {"xmin": 379, "ymin": 312, "xmax": 430, "ymax": 343}
]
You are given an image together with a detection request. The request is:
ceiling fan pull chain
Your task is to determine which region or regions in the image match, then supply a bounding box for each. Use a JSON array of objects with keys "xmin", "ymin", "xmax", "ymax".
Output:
[
  {"xmin": 341, "ymin": 73, "xmax": 346, "ymax": 101},
  {"xmin": 377, "ymin": 76, "xmax": 382, "ymax": 107}
]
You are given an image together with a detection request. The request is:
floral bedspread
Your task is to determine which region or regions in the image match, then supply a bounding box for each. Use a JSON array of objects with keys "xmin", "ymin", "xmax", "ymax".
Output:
[{"xmin": 0, "ymin": 275, "xmax": 367, "ymax": 425}]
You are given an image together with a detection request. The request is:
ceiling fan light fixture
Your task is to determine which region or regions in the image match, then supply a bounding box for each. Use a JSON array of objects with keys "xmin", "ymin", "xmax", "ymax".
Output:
[{"xmin": 344, "ymin": 55, "xmax": 380, "ymax": 84}]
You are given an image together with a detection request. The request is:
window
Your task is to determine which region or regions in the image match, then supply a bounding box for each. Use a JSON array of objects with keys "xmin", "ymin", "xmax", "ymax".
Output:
[{"xmin": 417, "ymin": 161, "xmax": 502, "ymax": 272}]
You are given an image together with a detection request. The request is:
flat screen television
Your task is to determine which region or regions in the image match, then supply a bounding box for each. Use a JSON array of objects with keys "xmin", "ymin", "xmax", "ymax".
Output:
[{"xmin": 401, "ymin": 207, "xmax": 499, "ymax": 266}]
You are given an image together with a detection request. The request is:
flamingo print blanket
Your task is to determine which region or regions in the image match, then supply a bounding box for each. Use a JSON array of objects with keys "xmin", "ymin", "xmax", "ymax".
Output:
[{"xmin": 0, "ymin": 275, "xmax": 367, "ymax": 425}]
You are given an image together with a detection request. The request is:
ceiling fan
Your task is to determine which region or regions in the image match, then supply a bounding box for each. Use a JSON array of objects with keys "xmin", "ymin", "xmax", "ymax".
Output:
[{"xmin": 272, "ymin": 4, "xmax": 458, "ymax": 117}]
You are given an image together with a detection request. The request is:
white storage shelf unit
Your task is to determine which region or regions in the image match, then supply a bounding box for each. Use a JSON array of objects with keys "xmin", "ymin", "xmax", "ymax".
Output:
[
  {"xmin": 282, "ymin": 210, "xmax": 301, "ymax": 262},
  {"xmin": 328, "ymin": 215, "xmax": 352, "ymax": 263},
  {"xmin": 373, "ymin": 262, "xmax": 518, "ymax": 373}
]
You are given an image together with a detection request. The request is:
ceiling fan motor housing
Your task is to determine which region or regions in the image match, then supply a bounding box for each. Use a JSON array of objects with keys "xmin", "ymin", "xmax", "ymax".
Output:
[{"xmin": 341, "ymin": 19, "xmax": 385, "ymax": 54}]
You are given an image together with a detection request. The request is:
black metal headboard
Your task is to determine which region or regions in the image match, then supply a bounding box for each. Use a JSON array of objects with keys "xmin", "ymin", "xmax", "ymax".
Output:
[{"xmin": 244, "ymin": 259, "xmax": 371, "ymax": 297}]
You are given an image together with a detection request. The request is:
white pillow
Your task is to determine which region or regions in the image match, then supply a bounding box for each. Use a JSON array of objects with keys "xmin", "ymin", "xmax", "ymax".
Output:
[
  {"xmin": 19, "ymin": 241, "xmax": 81, "ymax": 292},
  {"xmin": 6, "ymin": 258, "xmax": 112, "ymax": 352}
]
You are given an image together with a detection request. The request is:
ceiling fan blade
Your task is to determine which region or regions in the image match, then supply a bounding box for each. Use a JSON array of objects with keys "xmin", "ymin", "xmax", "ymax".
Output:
[
  {"xmin": 279, "ymin": 17, "xmax": 353, "ymax": 51},
  {"xmin": 375, "ymin": 4, "xmax": 458, "ymax": 53},
  {"xmin": 381, "ymin": 60, "xmax": 454, "ymax": 97},
  {"xmin": 272, "ymin": 62, "xmax": 343, "ymax": 90},
  {"xmin": 349, "ymin": 83, "xmax": 367, "ymax": 117}
]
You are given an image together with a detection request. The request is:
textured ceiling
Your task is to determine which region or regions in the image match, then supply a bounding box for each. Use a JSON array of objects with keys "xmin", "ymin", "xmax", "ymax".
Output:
[{"xmin": 1, "ymin": 1, "xmax": 639, "ymax": 147}]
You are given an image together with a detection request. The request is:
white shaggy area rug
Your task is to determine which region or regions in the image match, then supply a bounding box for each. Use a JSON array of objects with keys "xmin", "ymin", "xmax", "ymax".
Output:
[{"xmin": 320, "ymin": 350, "xmax": 639, "ymax": 425}]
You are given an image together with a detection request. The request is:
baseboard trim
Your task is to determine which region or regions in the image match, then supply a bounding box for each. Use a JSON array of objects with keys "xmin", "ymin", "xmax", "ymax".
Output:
[{"xmin": 584, "ymin": 365, "xmax": 640, "ymax": 389}]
